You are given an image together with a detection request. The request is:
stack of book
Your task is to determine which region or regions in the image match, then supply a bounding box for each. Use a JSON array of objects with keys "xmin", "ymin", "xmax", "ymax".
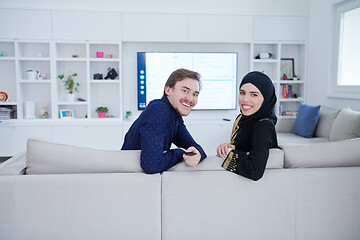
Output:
[
  {"xmin": 0, "ymin": 107, "xmax": 14, "ymax": 120},
  {"xmin": 279, "ymin": 103, "xmax": 298, "ymax": 116},
  {"xmin": 282, "ymin": 111, "xmax": 298, "ymax": 116},
  {"xmin": 282, "ymin": 85, "xmax": 294, "ymax": 98}
]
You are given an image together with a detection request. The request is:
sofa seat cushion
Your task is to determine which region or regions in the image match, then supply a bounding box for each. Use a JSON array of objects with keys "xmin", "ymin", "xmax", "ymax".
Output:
[
  {"xmin": 277, "ymin": 133, "xmax": 329, "ymax": 148},
  {"xmin": 168, "ymin": 148, "xmax": 284, "ymax": 171},
  {"xmin": 26, "ymin": 139, "xmax": 142, "ymax": 174},
  {"xmin": 283, "ymin": 137, "xmax": 360, "ymax": 168}
]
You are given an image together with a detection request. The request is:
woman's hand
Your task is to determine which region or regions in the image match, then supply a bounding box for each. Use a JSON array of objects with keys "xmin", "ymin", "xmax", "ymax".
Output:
[{"xmin": 216, "ymin": 143, "xmax": 235, "ymax": 158}]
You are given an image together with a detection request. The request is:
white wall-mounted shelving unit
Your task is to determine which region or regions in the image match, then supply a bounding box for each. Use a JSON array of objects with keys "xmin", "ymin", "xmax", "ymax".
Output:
[
  {"xmin": 0, "ymin": 40, "xmax": 122, "ymax": 121},
  {"xmin": 250, "ymin": 42, "xmax": 307, "ymax": 117}
]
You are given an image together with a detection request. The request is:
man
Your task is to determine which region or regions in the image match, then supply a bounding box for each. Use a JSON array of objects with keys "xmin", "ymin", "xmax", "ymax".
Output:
[{"xmin": 122, "ymin": 68, "xmax": 207, "ymax": 174}]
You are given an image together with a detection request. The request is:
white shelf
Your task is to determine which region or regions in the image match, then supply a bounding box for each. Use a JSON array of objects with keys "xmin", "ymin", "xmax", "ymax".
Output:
[
  {"xmin": 19, "ymin": 80, "xmax": 51, "ymax": 83},
  {"xmin": 252, "ymin": 59, "xmax": 279, "ymax": 63},
  {"xmin": 18, "ymin": 57, "xmax": 51, "ymax": 61},
  {"xmin": 278, "ymin": 115, "xmax": 297, "ymax": 119},
  {"xmin": 90, "ymin": 80, "xmax": 120, "ymax": 84},
  {"xmin": 280, "ymin": 80, "xmax": 305, "ymax": 84},
  {"xmin": 0, "ymin": 57, "xmax": 15, "ymax": 61},
  {"xmin": 279, "ymin": 97, "xmax": 304, "ymax": 102},
  {"xmin": 56, "ymin": 57, "xmax": 87, "ymax": 62},
  {"xmin": 58, "ymin": 102, "xmax": 88, "ymax": 105},
  {"xmin": 0, "ymin": 102, "xmax": 17, "ymax": 105},
  {"xmin": 89, "ymin": 58, "xmax": 119, "ymax": 62}
]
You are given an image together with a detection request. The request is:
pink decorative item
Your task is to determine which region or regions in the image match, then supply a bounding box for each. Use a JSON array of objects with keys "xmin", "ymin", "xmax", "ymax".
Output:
[
  {"xmin": 96, "ymin": 52, "xmax": 104, "ymax": 58},
  {"xmin": 98, "ymin": 112, "xmax": 106, "ymax": 118}
]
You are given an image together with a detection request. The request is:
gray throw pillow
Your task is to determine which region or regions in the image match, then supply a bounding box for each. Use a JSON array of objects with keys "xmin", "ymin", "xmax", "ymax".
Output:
[
  {"xmin": 26, "ymin": 139, "xmax": 142, "ymax": 174},
  {"xmin": 314, "ymin": 106, "xmax": 340, "ymax": 138},
  {"xmin": 329, "ymin": 107, "xmax": 360, "ymax": 142}
]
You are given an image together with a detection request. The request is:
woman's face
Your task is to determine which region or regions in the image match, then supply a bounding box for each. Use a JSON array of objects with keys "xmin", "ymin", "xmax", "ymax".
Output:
[{"xmin": 238, "ymin": 83, "xmax": 264, "ymax": 116}]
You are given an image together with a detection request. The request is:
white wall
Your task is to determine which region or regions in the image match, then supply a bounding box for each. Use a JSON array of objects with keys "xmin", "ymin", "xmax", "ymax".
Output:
[
  {"xmin": 0, "ymin": 0, "xmax": 309, "ymax": 15},
  {"xmin": 0, "ymin": 0, "xmax": 358, "ymax": 111},
  {"xmin": 2, "ymin": 0, "xmax": 360, "ymax": 155},
  {"xmin": 307, "ymin": 0, "xmax": 360, "ymax": 111}
]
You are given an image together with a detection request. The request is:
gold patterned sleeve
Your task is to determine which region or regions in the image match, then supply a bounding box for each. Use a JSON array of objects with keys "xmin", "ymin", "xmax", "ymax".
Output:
[{"xmin": 229, "ymin": 114, "xmax": 241, "ymax": 145}]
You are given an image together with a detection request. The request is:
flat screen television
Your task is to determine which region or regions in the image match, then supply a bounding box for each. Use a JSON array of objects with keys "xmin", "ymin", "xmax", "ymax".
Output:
[{"xmin": 137, "ymin": 52, "xmax": 238, "ymax": 110}]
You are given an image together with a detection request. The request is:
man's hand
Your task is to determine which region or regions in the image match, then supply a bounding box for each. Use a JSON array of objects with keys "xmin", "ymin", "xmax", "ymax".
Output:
[
  {"xmin": 181, "ymin": 146, "xmax": 201, "ymax": 167},
  {"xmin": 216, "ymin": 143, "xmax": 235, "ymax": 158}
]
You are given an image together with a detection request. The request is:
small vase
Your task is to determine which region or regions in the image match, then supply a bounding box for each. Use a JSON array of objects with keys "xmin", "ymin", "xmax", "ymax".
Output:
[
  {"xmin": 98, "ymin": 112, "xmax": 106, "ymax": 118},
  {"xmin": 66, "ymin": 93, "xmax": 76, "ymax": 102},
  {"xmin": 27, "ymin": 71, "xmax": 37, "ymax": 80}
]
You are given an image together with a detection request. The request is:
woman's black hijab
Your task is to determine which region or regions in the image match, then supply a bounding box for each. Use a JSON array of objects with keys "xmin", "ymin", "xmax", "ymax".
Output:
[{"xmin": 234, "ymin": 71, "xmax": 277, "ymax": 148}]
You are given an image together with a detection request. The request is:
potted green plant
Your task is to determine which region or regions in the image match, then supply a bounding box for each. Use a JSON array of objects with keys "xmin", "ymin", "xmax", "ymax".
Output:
[
  {"xmin": 125, "ymin": 110, "xmax": 132, "ymax": 120},
  {"xmin": 58, "ymin": 73, "xmax": 79, "ymax": 102},
  {"xmin": 96, "ymin": 106, "xmax": 108, "ymax": 118}
]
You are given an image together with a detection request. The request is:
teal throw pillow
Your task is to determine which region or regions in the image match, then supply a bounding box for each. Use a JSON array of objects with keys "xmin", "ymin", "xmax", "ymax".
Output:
[{"xmin": 292, "ymin": 103, "xmax": 321, "ymax": 138}]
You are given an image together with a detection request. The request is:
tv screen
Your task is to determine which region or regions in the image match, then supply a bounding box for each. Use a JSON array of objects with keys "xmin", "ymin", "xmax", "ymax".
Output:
[{"xmin": 137, "ymin": 52, "xmax": 238, "ymax": 110}]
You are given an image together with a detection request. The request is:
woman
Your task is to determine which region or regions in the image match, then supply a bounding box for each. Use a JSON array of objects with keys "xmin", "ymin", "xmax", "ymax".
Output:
[{"xmin": 217, "ymin": 71, "xmax": 278, "ymax": 181}]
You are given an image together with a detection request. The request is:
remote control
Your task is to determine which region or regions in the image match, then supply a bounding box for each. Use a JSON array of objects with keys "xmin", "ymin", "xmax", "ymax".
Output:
[{"xmin": 184, "ymin": 152, "xmax": 197, "ymax": 156}]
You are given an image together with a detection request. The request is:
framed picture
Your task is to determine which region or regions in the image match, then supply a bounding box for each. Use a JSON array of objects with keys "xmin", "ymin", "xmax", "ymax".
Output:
[
  {"xmin": 280, "ymin": 58, "xmax": 295, "ymax": 79},
  {"xmin": 60, "ymin": 109, "xmax": 74, "ymax": 119}
]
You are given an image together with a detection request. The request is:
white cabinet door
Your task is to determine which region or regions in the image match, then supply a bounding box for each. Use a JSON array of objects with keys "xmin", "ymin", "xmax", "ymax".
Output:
[
  {"xmin": 254, "ymin": 16, "xmax": 307, "ymax": 41},
  {"xmin": 51, "ymin": 125, "xmax": 123, "ymax": 150},
  {"xmin": 188, "ymin": 15, "xmax": 253, "ymax": 43},
  {"xmin": 0, "ymin": 9, "xmax": 52, "ymax": 39},
  {"xmin": 0, "ymin": 126, "xmax": 52, "ymax": 156},
  {"xmin": 122, "ymin": 13, "xmax": 188, "ymax": 42},
  {"xmin": 52, "ymin": 11, "xmax": 122, "ymax": 40}
]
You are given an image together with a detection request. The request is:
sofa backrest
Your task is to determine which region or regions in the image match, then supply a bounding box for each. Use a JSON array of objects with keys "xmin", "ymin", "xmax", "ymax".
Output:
[{"xmin": 26, "ymin": 139, "xmax": 143, "ymax": 174}]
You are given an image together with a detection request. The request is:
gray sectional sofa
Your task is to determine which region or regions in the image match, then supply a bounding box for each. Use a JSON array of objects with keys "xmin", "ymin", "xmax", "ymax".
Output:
[{"xmin": 1, "ymin": 106, "xmax": 360, "ymax": 240}]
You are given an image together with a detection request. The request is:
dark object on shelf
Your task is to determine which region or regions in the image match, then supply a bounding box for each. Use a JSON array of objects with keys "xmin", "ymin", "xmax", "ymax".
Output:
[
  {"xmin": 0, "ymin": 106, "xmax": 16, "ymax": 120},
  {"xmin": 93, "ymin": 73, "xmax": 103, "ymax": 79},
  {"xmin": 77, "ymin": 98, "xmax": 86, "ymax": 102},
  {"xmin": 104, "ymin": 68, "xmax": 118, "ymax": 80}
]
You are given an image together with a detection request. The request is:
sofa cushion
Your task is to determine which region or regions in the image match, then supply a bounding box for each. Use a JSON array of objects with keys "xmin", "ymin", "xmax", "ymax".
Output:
[
  {"xmin": 168, "ymin": 148, "xmax": 284, "ymax": 171},
  {"xmin": 0, "ymin": 151, "xmax": 26, "ymax": 175},
  {"xmin": 277, "ymin": 133, "xmax": 329, "ymax": 148},
  {"xmin": 291, "ymin": 103, "xmax": 321, "ymax": 138},
  {"xmin": 314, "ymin": 106, "xmax": 340, "ymax": 138},
  {"xmin": 283, "ymin": 137, "xmax": 360, "ymax": 168},
  {"xmin": 329, "ymin": 107, "xmax": 360, "ymax": 141},
  {"xmin": 26, "ymin": 139, "xmax": 142, "ymax": 174}
]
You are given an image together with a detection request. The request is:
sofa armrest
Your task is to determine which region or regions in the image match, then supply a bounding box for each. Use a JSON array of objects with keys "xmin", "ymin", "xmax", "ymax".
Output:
[
  {"xmin": 283, "ymin": 137, "xmax": 360, "ymax": 168},
  {"xmin": 0, "ymin": 151, "xmax": 26, "ymax": 175}
]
